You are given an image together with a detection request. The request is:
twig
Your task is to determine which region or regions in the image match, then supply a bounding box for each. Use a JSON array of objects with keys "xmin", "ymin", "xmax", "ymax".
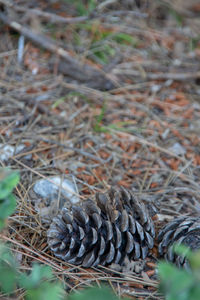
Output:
[
  {"xmin": 97, "ymin": 0, "xmax": 117, "ymax": 10},
  {"xmin": 113, "ymin": 69, "xmax": 200, "ymax": 81},
  {"xmin": 10, "ymin": 4, "xmax": 88, "ymax": 24},
  {"xmin": 101, "ymin": 10, "xmax": 148, "ymax": 18}
]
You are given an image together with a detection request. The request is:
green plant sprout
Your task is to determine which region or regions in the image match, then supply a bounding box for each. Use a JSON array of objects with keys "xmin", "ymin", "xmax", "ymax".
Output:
[
  {"xmin": 158, "ymin": 244, "xmax": 200, "ymax": 300},
  {"xmin": 0, "ymin": 168, "xmax": 19, "ymax": 229}
]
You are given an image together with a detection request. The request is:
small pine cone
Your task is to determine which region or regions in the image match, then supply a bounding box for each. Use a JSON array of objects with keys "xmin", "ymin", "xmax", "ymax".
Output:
[
  {"xmin": 158, "ymin": 216, "xmax": 200, "ymax": 269},
  {"xmin": 47, "ymin": 187, "xmax": 156, "ymax": 267}
]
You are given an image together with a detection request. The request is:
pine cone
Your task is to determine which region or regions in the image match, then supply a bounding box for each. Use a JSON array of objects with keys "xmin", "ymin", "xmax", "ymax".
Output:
[
  {"xmin": 158, "ymin": 216, "xmax": 200, "ymax": 269},
  {"xmin": 47, "ymin": 187, "xmax": 156, "ymax": 267}
]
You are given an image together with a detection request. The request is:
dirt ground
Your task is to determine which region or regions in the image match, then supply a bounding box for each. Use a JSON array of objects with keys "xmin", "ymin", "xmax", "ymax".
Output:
[{"xmin": 1, "ymin": 1, "xmax": 200, "ymax": 299}]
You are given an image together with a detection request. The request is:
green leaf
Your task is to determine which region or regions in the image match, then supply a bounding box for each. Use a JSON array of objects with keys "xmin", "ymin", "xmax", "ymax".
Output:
[
  {"xmin": 0, "ymin": 169, "xmax": 19, "ymax": 199},
  {"xmin": 91, "ymin": 44, "xmax": 115, "ymax": 64},
  {"xmin": 25, "ymin": 281, "xmax": 64, "ymax": 300},
  {"xmin": 95, "ymin": 105, "xmax": 105, "ymax": 123},
  {"xmin": 0, "ymin": 194, "xmax": 16, "ymax": 218},
  {"xmin": 69, "ymin": 286, "xmax": 123, "ymax": 300},
  {"xmin": 93, "ymin": 124, "xmax": 109, "ymax": 133},
  {"xmin": 30, "ymin": 264, "xmax": 53, "ymax": 283},
  {"xmin": 0, "ymin": 220, "xmax": 4, "ymax": 229},
  {"xmin": 169, "ymin": 8, "xmax": 183, "ymax": 26},
  {"xmin": 0, "ymin": 243, "xmax": 65, "ymax": 299},
  {"xmin": 19, "ymin": 264, "xmax": 64, "ymax": 300},
  {"xmin": 93, "ymin": 103, "xmax": 107, "ymax": 132},
  {"xmin": 112, "ymin": 32, "xmax": 138, "ymax": 46},
  {"xmin": 189, "ymin": 36, "xmax": 200, "ymax": 51},
  {"xmin": 51, "ymin": 97, "xmax": 67, "ymax": 109},
  {"xmin": 0, "ymin": 194, "xmax": 16, "ymax": 229},
  {"xmin": 189, "ymin": 250, "xmax": 200, "ymax": 271},
  {"xmin": 0, "ymin": 243, "xmax": 18, "ymax": 294},
  {"xmin": 173, "ymin": 244, "xmax": 200, "ymax": 270},
  {"xmin": 158, "ymin": 262, "xmax": 194, "ymax": 300},
  {"xmin": 0, "ymin": 265, "xmax": 18, "ymax": 294},
  {"xmin": 19, "ymin": 264, "xmax": 53, "ymax": 289},
  {"xmin": 189, "ymin": 285, "xmax": 200, "ymax": 300},
  {"xmin": 173, "ymin": 243, "xmax": 192, "ymax": 259}
]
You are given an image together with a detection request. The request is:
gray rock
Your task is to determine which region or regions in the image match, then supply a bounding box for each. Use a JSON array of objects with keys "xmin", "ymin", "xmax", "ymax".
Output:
[
  {"xmin": 33, "ymin": 176, "xmax": 80, "ymax": 204},
  {"xmin": 32, "ymin": 176, "xmax": 80, "ymax": 223}
]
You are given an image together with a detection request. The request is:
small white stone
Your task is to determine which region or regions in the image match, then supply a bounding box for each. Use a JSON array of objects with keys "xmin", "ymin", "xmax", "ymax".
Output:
[
  {"xmin": 60, "ymin": 111, "xmax": 67, "ymax": 118},
  {"xmin": 35, "ymin": 94, "xmax": 50, "ymax": 102},
  {"xmin": 164, "ymin": 79, "xmax": 173, "ymax": 87},
  {"xmin": 169, "ymin": 142, "xmax": 186, "ymax": 156},
  {"xmin": 173, "ymin": 59, "xmax": 181, "ymax": 66},
  {"xmin": 161, "ymin": 128, "xmax": 170, "ymax": 140},
  {"xmin": 151, "ymin": 84, "xmax": 161, "ymax": 93},
  {"xmin": 0, "ymin": 144, "xmax": 31, "ymax": 161},
  {"xmin": 32, "ymin": 67, "xmax": 38, "ymax": 75},
  {"xmin": 0, "ymin": 145, "xmax": 15, "ymax": 161}
]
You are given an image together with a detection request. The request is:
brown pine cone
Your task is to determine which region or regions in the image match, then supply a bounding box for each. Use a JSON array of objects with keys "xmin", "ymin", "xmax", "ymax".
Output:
[
  {"xmin": 158, "ymin": 216, "xmax": 200, "ymax": 269},
  {"xmin": 47, "ymin": 187, "xmax": 156, "ymax": 267}
]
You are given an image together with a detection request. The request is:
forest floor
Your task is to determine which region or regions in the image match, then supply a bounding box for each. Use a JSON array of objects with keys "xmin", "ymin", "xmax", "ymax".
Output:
[{"xmin": 1, "ymin": 1, "xmax": 200, "ymax": 299}]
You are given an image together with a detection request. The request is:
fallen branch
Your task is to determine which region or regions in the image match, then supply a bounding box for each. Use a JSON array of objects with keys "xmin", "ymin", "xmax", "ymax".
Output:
[
  {"xmin": 0, "ymin": 12, "xmax": 115, "ymax": 90},
  {"xmin": 4, "ymin": 3, "xmax": 88, "ymax": 24}
]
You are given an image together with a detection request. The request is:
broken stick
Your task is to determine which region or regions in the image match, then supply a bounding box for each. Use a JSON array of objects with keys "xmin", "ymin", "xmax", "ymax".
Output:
[{"xmin": 0, "ymin": 12, "xmax": 115, "ymax": 90}]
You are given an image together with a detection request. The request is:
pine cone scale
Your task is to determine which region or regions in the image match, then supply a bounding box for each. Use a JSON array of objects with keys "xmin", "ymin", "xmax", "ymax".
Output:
[
  {"xmin": 91, "ymin": 213, "xmax": 102, "ymax": 229},
  {"xmin": 90, "ymin": 227, "xmax": 97, "ymax": 244},
  {"xmin": 62, "ymin": 209, "xmax": 73, "ymax": 223},
  {"xmin": 136, "ymin": 221, "xmax": 144, "ymax": 241},
  {"xmin": 105, "ymin": 220, "xmax": 113, "ymax": 240},
  {"xmin": 120, "ymin": 210, "xmax": 129, "ymax": 232},
  {"xmin": 141, "ymin": 245, "xmax": 148, "ymax": 259},
  {"xmin": 82, "ymin": 251, "xmax": 95, "ymax": 267},
  {"xmin": 97, "ymin": 236, "xmax": 105, "ymax": 256},
  {"xmin": 190, "ymin": 223, "xmax": 200, "ymax": 231},
  {"xmin": 145, "ymin": 231, "xmax": 154, "ymax": 248},
  {"xmin": 129, "ymin": 215, "xmax": 136, "ymax": 234},
  {"xmin": 158, "ymin": 230, "xmax": 173, "ymax": 252},
  {"xmin": 114, "ymin": 249, "xmax": 121, "ymax": 264},
  {"xmin": 173, "ymin": 225, "xmax": 188, "ymax": 239},
  {"xmin": 77, "ymin": 243, "xmax": 85, "ymax": 257},
  {"xmin": 106, "ymin": 242, "xmax": 115, "ymax": 263},
  {"xmin": 79, "ymin": 226, "xmax": 85, "ymax": 239},
  {"xmin": 114, "ymin": 225, "xmax": 122, "ymax": 248},
  {"xmin": 125, "ymin": 231, "xmax": 134, "ymax": 253},
  {"xmin": 133, "ymin": 241, "xmax": 140, "ymax": 259}
]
